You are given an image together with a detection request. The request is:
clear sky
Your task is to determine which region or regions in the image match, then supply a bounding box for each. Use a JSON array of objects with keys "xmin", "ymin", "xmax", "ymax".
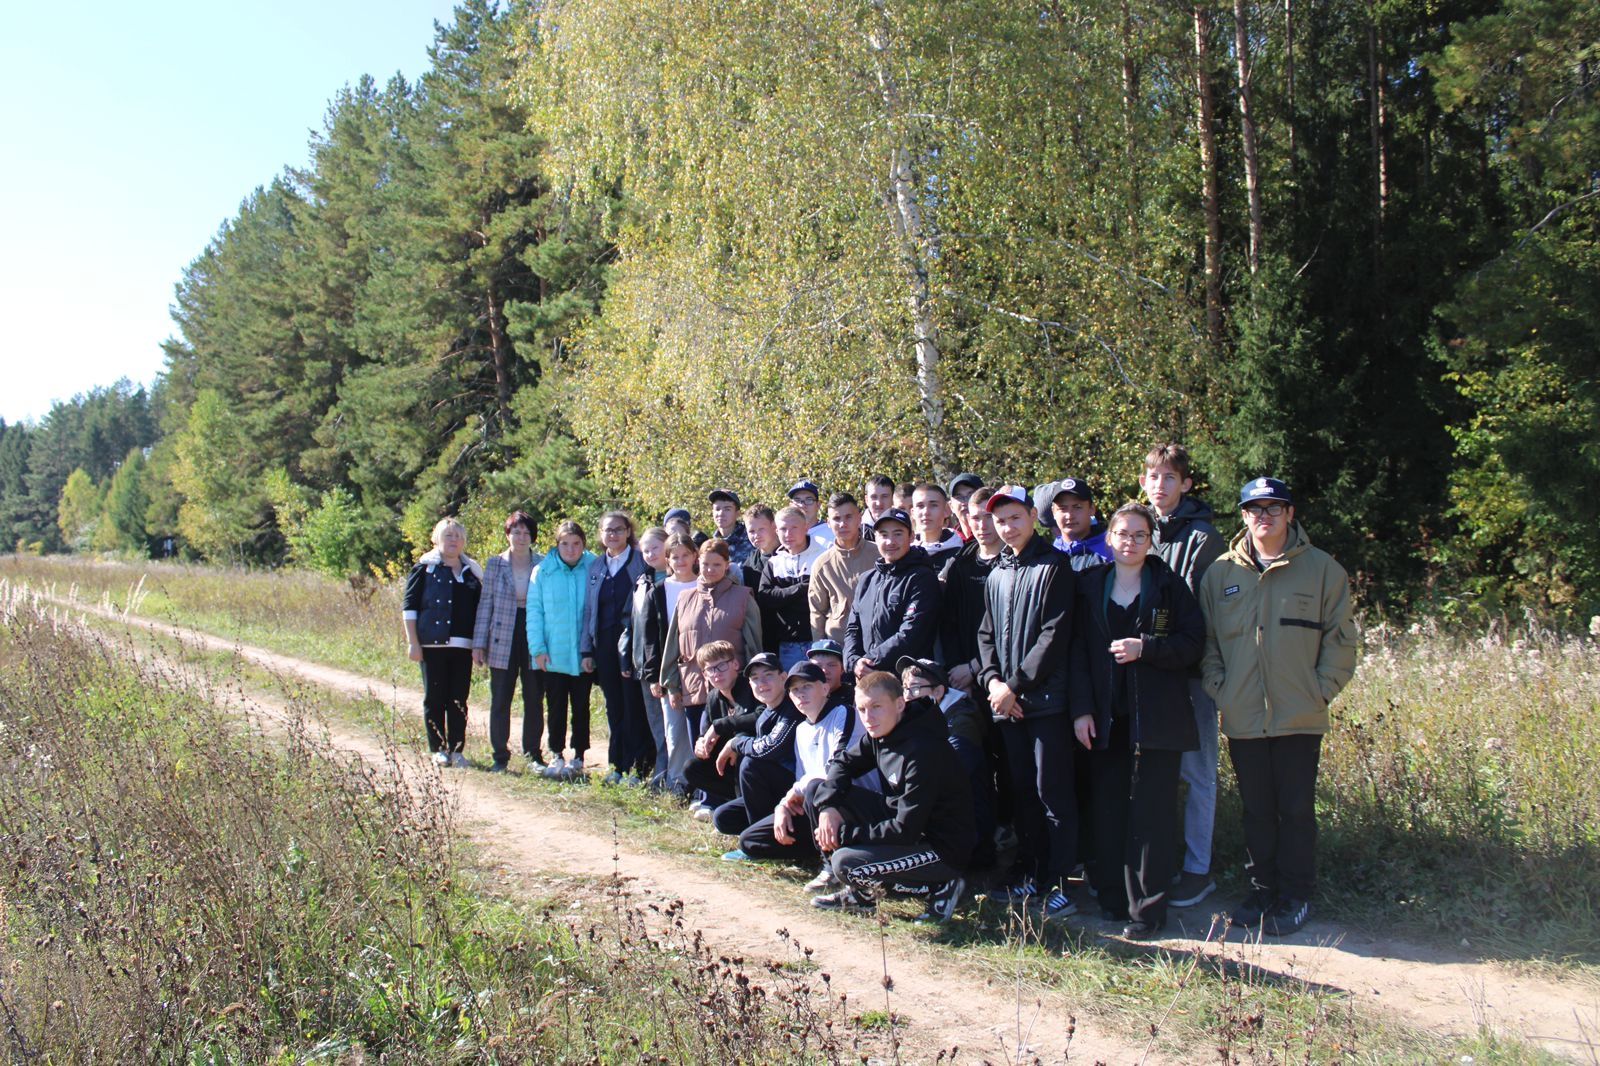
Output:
[{"xmin": 0, "ymin": 0, "xmax": 462, "ymax": 425}]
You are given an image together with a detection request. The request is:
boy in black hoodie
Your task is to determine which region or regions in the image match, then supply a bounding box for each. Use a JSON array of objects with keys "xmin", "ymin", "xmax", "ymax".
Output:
[
  {"xmin": 898, "ymin": 656, "xmax": 996, "ymax": 869},
  {"xmin": 809, "ymin": 671, "xmax": 976, "ymax": 923}
]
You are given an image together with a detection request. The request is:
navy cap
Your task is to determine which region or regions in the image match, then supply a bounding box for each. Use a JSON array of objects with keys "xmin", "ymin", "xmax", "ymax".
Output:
[
  {"xmin": 1239, "ymin": 477, "xmax": 1293, "ymax": 506},
  {"xmin": 1032, "ymin": 484, "xmax": 1059, "ymax": 531},
  {"xmin": 786, "ymin": 479, "xmax": 821, "ymax": 499},
  {"xmin": 707, "ymin": 488, "xmax": 742, "ymax": 508},
  {"xmin": 784, "ymin": 660, "xmax": 828, "ymax": 687},
  {"xmin": 745, "ymin": 652, "xmax": 783, "ymax": 676},
  {"xmin": 663, "ymin": 507, "xmax": 692, "ymax": 526},
  {"xmin": 984, "ymin": 485, "xmax": 1034, "ymax": 513},
  {"xmin": 806, "ymin": 639, "xmax": 844, "ymax": 661},
  {"xmin": 946, "ymin": 472, "xmax": 984, "ymax": 498},
  {"xmin": 895, "ymin": 655, "xmax": 949, "ymax": 688},
  {"xmin": 1048, "ymin": 476, "xmax": 1093, "ymax": 503},
  {"xmin": 872, "ymin": 506, "xmax": 913, "ymax": 532}
]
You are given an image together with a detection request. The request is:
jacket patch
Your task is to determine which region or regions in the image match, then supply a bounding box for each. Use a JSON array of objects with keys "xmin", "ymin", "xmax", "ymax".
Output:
[
  {"xmin": 1152, "ymin": 608, "xmax": 1170, "ymax": 636},
  {"xmin": 1223, "ymin": 584, "xmax": 1241, "ymax": 597},
  {"xmin": 1279, "ymin": 617, "xmax": 1321, "ymax": 630}
]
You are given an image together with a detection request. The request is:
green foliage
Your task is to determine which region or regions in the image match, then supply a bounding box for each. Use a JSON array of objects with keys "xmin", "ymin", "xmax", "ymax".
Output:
[
  {"xmin": 55, "ymin": 469, "xmax": 103, "ymax": 551},
  {"xmin": 94, "ymin": 448, "xmax": 150, "ymax": 554},
  {"xmin": 171, "ymin": 391, "xmax": 272, "ymax": 562}
]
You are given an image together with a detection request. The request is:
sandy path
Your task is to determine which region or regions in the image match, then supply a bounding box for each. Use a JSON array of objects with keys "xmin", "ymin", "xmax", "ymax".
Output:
[{"xmin": 33, "ymin": 592, "xmax": 1600, "ymax": 1061}]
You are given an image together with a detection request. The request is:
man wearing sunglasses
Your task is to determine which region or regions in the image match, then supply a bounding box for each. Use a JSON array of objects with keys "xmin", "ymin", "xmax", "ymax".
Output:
[{"xmin": 1199, "ymin": 477, "xmax": 1358, "ymax": 937}]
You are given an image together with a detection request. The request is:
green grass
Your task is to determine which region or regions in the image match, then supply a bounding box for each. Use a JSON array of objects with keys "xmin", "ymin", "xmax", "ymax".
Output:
[{"xmin": 0, "ymin": 588, "xmax": 855, "ymax": 1063}]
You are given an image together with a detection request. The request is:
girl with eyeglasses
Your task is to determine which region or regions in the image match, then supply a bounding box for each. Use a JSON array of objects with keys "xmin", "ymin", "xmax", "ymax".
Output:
[{"xmin": 1068, "ymin": 501, "xmax": 1206, "ymax": 940}]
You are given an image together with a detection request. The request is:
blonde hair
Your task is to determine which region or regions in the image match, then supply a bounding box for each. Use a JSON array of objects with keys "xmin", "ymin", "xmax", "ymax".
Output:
[{"xmin": 430, "ymin": 517, "xmax": 467, "ymax": 548}]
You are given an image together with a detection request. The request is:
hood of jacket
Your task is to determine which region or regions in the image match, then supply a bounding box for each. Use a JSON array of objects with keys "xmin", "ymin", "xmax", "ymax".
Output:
[
  {"xmin": 420, "ymin": 548, "xmax": 484, "ymax": 581},
  {"xmin": 875, "ymin": 544, "xmax": 939, "ymax": 577},
  {"xmin": 1222, "ymin": 521, "xmax": 1312, "ymax": 570},
  {"xmin": 1157, "ymin": 495, "xmax": 1217, "ymax": 539},
  {"xmin": 539, "ymin": 548, "xmax": 597, "ymax": 575}
]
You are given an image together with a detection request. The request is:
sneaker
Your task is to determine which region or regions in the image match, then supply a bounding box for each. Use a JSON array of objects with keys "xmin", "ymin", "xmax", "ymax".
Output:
[
  {"xmin": 1264, "ymin": 896, "xmax": 1311, "ymax": 937},
  {"xmin": 622, "ymin": 772, "xmax": 643, "ymax": 788},
  {"xmin": 993, "ymin": 874, "xmax": 1038, "ymax": 904},
  {"xmin": 915, "ymin": 876, "xmax": 966, "ymax": 924},
  {"xmin": 565, "ymin": 756, "xmax": 586, "ymax": 778},
  {"xmin": 602, "ymin": 770, "xmax": 624, "ymax": 786},
  {"xmin": 803, "ymin": 867, "xmax": 838, "ymax": 894},
  {"xmin": 448, "ymin": 752, "xmax": 469, "ymax": 769},
  {"xmin": 690, "ymin": 802, "xmax": 714, "ymax": 823},
  {"xmin": 488, "ymin": 762, "xmax": 508, "ymax": 774},
  {"xmin": 541, "ymin": 759, "xmax": 567, "ymax": 780},
  {"xmin": 721, "ymin": 849, "xmax": 752, "ymax": 862},
  {"xmin": 1122, "ymin": 919, "xmax": 1165, "ymax": 941},
  {"xmin": 811, "ymin": 886, "xmax": 876, "ymax": 913},
  {"xmin": 1043, "ymin": 888, "xmax": 1077, "ymax": 918},
  {"xmin": 1169, "ymin": 871, "xmax": 1217, "ymax": 908},
  {"xmin": 524, "ymin": 751, "xmax": 548, "ymax": 768},
  {"xmin": 431, "ymin": 751, "xmax": 450, "ymax": 767},
  {"xmin": 1228, "ymin": 888, "xmax": 1275, "ymax": 928}
]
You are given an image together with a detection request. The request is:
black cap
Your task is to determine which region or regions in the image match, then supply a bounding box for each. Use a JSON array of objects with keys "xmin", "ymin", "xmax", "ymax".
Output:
[
  {"xmin": 806, "ymin": 638, "xmax": 844, "ymax": 661},
  {"xmin": 1239, "ymin": 477, "xmax": 1293, "ymax": 506},
  {"xmin": 663, "ymin": 507, "xmax": 691, "ymax": 526},
  {"xmin": 1048, "ymin": 476, "xmax": 1093, "ymax": 503},
  {"xmin": 895, "ymin": 655, "xmax": 949, "ymax": 688},
  {"xmin": 708, "ymin": 488, "xmax": 742, "ymax": 508},
  {"xmin": 946, "ymin": 472, "xmax": 984, "ymax": 498},
  {"xmin": 786, "ymin": 479, "xmax": 821, "ymax": 499},
  {"xmin": 784, "ymin": 660, "xmax": 828, "ymax": 687},
  {"xmin": 744, "ymin": 652, "xmax": 783, "ymax": 676},
  {"xmin": 873, "ymin": 507, "xmax": 913, "ymax": 532}
]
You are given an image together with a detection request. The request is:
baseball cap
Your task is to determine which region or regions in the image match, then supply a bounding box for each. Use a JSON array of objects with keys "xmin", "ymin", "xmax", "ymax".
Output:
[
  {"xmin": 895, "ymin": 655, "xmax": 949, "ymax": 688},
  {"xmin": 744, "ymin": 652, "xmax": 783, "ymax": 677},
  {"xmin": 872, "ymin": 507, "xmax": 913, "ymax": 532},
  {"xmin": 1048, "ymin": 476, "xmax": 1093, "ymax": 503},
  {"xmin": 786, "ymin": 479, "xmax": 821, "ymax": 500},
  {"xmin": 707, "ymin": 488, "xmax": 742, "ymax": 507},
  {"xmin": 784, "ymin": 660, "xmax": 828, "ymax": 687},
  {"xmin": 1239, "ymin": 477, "xmax": 1293, "ymax": 506},
  {"xmin": 946, "ymin": 472, "xmax": 984, "ymax": 498},
  {"xmin": 806, "ymin": 639, "xmax": 844, "ymax": 661},
  {"xmin": 983, "ymin": 485, "xmax": 1034, "ymax": 513}
]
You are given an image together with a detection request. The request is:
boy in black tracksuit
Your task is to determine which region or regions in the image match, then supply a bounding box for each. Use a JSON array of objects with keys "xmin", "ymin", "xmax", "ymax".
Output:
[
  {"xmin": 898, "ymin": 656, "xmax": 997, "ymax": 869},
  {"xmin": 976, "ymin": 487, "xmax": 1078, "ymax": 915},
  {"xmin": 809, "ymin": 671, "xmax": 976, "ymax": 923},
  {"xmin": 684, "ymin": 652, "xmax": 798, "ymax": 828}
]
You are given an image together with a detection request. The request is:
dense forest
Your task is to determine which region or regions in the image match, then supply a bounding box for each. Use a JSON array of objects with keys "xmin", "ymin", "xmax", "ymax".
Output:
[{"xmin": 1, "ymin": 0, "xmax": 1594, "ymax": 621}]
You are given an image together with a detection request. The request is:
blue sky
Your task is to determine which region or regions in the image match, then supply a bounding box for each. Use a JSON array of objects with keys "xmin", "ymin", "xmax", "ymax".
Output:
[{"xmin": 0, "ymin": 0, "xmax": 461, "ymax": 424}]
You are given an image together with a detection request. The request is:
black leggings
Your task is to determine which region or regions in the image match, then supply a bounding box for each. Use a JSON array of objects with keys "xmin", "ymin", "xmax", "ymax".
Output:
[
  {"xmin": 420, "ymin": 646, "xmax": 473, "ymax": 753},
  {"xmin": 488, "ymin": 608, "xmax": 545, "ymax": 763},
  {"xmin": 1089, "ymin": 718, "xmax": 1183, "ymax": 926},
  {"xmin": 544, "ymin": 671, "xmax": 594, "ymax": 757}
]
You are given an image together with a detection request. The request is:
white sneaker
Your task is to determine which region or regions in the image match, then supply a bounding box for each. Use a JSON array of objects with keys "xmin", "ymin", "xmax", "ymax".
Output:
[
  {"xmin": 804, "ymin": 867, "xmax": 838, "ymax": 894},
  {"xmin": 449, "ymin": 752, "xmax": 469, "ymax": 769},
  {"xmin": 541, "ymin": 756, "xmax": 568, "ymax": 779},
  {"xmin": 691, "ymin": 802, "xmax": 714, "ymax": 823},
  {"xmin": 431, "ymin": 751, "xmax": 451, "ymax": 767}
]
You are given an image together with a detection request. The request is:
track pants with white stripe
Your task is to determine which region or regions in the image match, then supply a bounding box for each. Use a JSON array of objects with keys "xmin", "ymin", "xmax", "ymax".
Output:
[{"xmin": 819, "ymin": 784, "xmax": 960, "ymax": 897}]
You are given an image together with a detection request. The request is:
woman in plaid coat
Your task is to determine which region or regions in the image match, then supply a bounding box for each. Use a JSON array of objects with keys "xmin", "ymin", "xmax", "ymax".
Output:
[{"xmin": 472, "ymin": 511, "xmax": 545, "ymax": 772}]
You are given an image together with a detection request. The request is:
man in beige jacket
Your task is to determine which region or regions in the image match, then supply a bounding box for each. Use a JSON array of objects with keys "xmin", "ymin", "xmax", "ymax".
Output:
[
  {"xmin": 809, "ymin": 493, "xmax": 880, "ymax": 643},
  {"xmin": 1200, "ymin": 477, "xmax": 1357, "ymax": 937}
]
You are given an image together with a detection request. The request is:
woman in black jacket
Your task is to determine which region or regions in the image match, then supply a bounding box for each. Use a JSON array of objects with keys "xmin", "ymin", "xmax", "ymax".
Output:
[
  {"xmin": 1070, "ymin": 502, "xmax": 1204, "ymax": 939},
  {"xmin": 402, "ymin": 517, "xmax": 484, "ymax": 768}
]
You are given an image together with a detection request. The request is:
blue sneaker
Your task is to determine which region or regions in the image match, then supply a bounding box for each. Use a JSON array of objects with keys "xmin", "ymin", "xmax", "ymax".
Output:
[
  {"xmin": 721, "ymin": 849, "xmax": 752, "ymax": 862},
  {"xmin": 1043, "ymin": 888, "xmax": 1077, "ymax": 917},
  {"xmin": 993, "ymin": 874, "xmax": 1038, "ymax": 903}
]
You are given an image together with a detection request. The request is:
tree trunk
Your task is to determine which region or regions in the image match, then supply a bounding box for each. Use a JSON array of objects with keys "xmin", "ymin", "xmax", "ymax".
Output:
[
  {"xmin": 1284, "ymin": 0, "xmax": 1296, "ymax": 168},
  {"xmin": 868, "ymin": 2, "xmax": 950, "ymax": 476},
  {"xmin": 1121, "ymin": 0, "xmax": 1141, "ymax": 242},
  {"xmin": 1367, "ymin": 10, "xmax": 1389, "ymax": 265},
  {"xmin": 1233, "ymin": 0, "xmax": 1263, "ymax": 274},
  {"xmin": 1194, "ymin": 3, "xmax": 1224, "ymax": 348},
  {"xmin": 485, "ymin": 278, "xmax": 514, "ymax": 430}
]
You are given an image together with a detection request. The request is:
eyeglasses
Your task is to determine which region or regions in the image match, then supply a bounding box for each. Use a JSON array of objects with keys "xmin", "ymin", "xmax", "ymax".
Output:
[
  {"xmin": 1242, "ymin": 503, "xmax": 1286, "ymax": 517},
  {"xmin": 704, "ymin": 660, "xmax": 736, "ymax": 674},
  {"xmin": 1109, "ymin": 530, "xmax": 1150, "ymax": 544},
  {"xmin": 792, "ymin": 495, "xmax": 817, "ymax": 507},
  {"xmin": 904, "ymin": 684, "xmax": 931, "ymax": 697},
  {"xmin": 600, "ymin": 525, "xmax": 628, "ymax": 534}
]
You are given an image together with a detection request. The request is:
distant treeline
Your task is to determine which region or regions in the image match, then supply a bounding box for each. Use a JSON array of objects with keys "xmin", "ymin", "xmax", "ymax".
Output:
[{"xmin": 1, "ymin": 0, "xmax": 1595, "ymax": 621}]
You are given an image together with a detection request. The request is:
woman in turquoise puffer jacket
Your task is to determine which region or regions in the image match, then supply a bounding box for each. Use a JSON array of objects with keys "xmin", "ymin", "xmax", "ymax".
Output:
[{"xmin": 527, "ymin": 520, "xmax": 598, "ymax": 779}]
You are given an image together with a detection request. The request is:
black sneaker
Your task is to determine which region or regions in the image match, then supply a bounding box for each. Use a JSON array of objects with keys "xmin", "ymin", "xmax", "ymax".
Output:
[
  {"xmin": 812, "ymin": 886, "xmax": 876, "ymax": 913},
  {"xmin": 1264, "ymin": 896, "xmax": 1310, "ymax": 936},
  {"xmin": 1228, "ymin": 888, "xmax": 1275, "ymax": 928},
  {"xmin": 915, "ymin": 876, "xmax": 966, "ymax": 924},
  {"xmin": 487, "ymin": 761, "xmax": 509, "ymax": 774},
  {"xmin": 1121, "ymin": 919, "xmax": 1165, "ymax": 941},
  {"xmin": 1169, "ymin": 870, "xmax": 1216, "ymax": 908}
]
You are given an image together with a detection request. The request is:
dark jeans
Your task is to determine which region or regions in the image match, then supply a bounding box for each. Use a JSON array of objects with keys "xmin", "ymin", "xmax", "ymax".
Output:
[
  {"xmin": 419, "ymin": 646, "xmax": 472, "ymax": 753},
  {"xmin": 713, "ymin": 755, "xmax": 794, "ymax": 837},
  {"xmin": 488, "ymin": 608, "xmax": 545, "ymax": 764},
  {"xmin": 684, "ymin": 743, "xmax": 739, "ymax": 809},
  {"xmin": 1089, "ymin": 718, "xmax": 1183, "ymax": 926},
  {"xmin": 1228, "ymin": 733, "xmax": 1323, "ymax": 900},
  {"xmin": 544, "ymin": 671, "xmax": 593, "ymax": 757},
  {"xmin": 595, "ymin": 626, "xmax": 654, "ymax": 774},
  {"xmin": 997, "ymin": 714, "xmax": 1076, "ymax": 886},
  {"xmin": 949, "ymin": 734, "xmax": 997, "ymax": 867},
  {"xmin": 812, "ymin": 780, "xmax": 961, "ymax": 896}
]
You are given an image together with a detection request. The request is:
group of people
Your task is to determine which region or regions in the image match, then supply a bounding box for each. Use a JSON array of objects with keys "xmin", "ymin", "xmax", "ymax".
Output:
[{"xmin": 401, "ymin": 444, "xmax": 1357, "ymax": 937}]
